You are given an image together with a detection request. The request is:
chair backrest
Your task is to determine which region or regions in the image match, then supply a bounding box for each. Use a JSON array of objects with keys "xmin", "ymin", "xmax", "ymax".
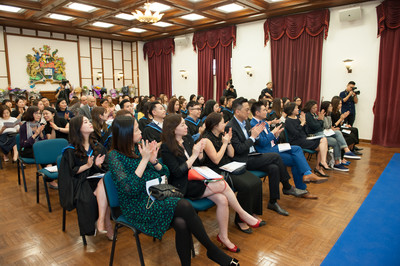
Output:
[
  {"xmin": 16, "ymin": 134, "xmax": 20, "ymax": 151},
  {"xmin": 103, "ymin": 172, "xmax": 122, "ymax": 220},
  {"xmin": 284, "ymin": 128, "xmax": 290, "ymax": 143},
  {"xmin": 57, "ymin": 155, "xmax": 62, "ymax": 170},
  {"xmin": 33, "ymin": 139, "xmax": 69, "ymax": 165}
]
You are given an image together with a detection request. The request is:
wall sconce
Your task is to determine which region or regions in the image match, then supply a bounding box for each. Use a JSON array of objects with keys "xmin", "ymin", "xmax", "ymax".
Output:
[
  {"xmin": 96, "ymin": 72, "xmax": 103, "ymax": 80},
  {"xmin": 244, "ymin": 66, "xmax": 253, "ymax": 77},
  {"xmin": 117, "ymin": 72, "xmax": 124, "ymax": 81},
  {"xmin": 180, "ymin": 70, "xmax": 188, "ymax": 79},
  {"xmin": 343, "ymin": 59, "xmax": 354, "ymax": 73}
]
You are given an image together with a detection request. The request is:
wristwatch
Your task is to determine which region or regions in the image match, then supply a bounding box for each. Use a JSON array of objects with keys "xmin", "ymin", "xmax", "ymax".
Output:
[{"xmin": 151, "ymin": 159, "xmax": 159, "ymax": 166}]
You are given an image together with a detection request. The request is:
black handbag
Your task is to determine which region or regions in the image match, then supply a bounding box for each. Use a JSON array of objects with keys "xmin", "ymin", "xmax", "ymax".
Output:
[{"xmin": 149, "ymin": 184, "xmax": 183, "ymax": 200}]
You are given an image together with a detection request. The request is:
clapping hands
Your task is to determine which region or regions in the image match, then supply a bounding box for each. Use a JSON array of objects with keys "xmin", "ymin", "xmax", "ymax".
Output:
[
  {"xmin": 138, "ymin": 140, "xmax": 159, "ymax": 162},
  {"xmin": 222, "ymin": 128, "xmax": 232, "ymax": 145},
  {"xmin": 193, "ymin": 139, "xmax": 205, "ymax": 157},
  {"xmin": 251, "ymin": 121, "xmax": 265, "ymax": 138}
]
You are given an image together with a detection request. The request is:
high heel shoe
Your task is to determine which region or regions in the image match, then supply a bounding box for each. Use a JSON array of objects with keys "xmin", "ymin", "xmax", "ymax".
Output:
[
  {"xmin": 239, "ymin": 217, "xmax": 266, "ymax": 228},
  {"xmin": 319, "ymin": 163, "xmax": 332, "ymax": 170},
  {"xmin": 216, "ymin": 234, "xmax": 240, "ymax": 253},
  {"xmin": 94, "ymin": 222, "xmax": 107, "ymax": 236},
  {"xmin": 314, "ymin": 168, "xmax": 330, "ymax": 177},
  {"xmin": 230, "ymin": 258, "xmax": 240, "ymax": 266}
]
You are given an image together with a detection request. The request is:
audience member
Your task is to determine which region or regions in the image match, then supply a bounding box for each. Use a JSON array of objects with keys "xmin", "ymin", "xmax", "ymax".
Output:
[
  {"xmin": 222, "ymin": 96, "xmax": 235, "ymax": 123},
  {"xmin": 11, "ymin": 97, "xmax": 26, "ymax": 119},
  {"xmin": 142, "ymin": 102, "xmax": 165, "ymax": 145},
  {"xmin": 91, "ymin": 107, "xmax": 112, "ymax": 149},
  {"xmin": 56, "ymin": 99, "xmax": 74, "ymax": 121},
  {"xmin": 167, "ymin": 98, "xmax": 181, "ymax": 115},
  {"xmin": 79, "ymin": 96, "xmax": 96, "ymax": 120},
  {"xmin": 43, "ymin": 107, "xmax": 69, "ymax": 140},
  {"xmin": 185, "ymin": 101, "xmax": 203, "ymax": 140},
  {"xmin": 0, "ymin": 106, "xmax": 19, "ymax": 162}
]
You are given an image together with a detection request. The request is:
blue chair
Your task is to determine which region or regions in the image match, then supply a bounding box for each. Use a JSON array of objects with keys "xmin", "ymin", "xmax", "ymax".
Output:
[
  {"xmin": 15, "ymin": 134, "xmax": 36, "ymax": 192},
  {"xmin": 103, "ymin": 171, "xmax": 145, "ymax": 266},
  {"xmin": 57, "ymin": 155, "xmax": 88, "ymax": 246},
  {"xmin": 33, "ymin": 138, "xmax": 68, "ymax": 212},
  {"xmin": 284, "ymin": 128, "xmax": 316, "ymax": 161}
]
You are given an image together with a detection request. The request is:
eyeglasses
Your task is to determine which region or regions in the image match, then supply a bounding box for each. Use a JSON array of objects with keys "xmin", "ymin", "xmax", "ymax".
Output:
[
  {"xmin": 190, "ymin": 108, "xmax": 201, "ymax": 111},
  {"xmin": 34, "ymin": 112, "xmax": 41, "ymax": 115}
]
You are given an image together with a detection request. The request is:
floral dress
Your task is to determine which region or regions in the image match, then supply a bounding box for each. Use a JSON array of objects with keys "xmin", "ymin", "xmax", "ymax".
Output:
[{"xmin": 108, "ymin": 149, "xmax": 179, "ymax": 239}]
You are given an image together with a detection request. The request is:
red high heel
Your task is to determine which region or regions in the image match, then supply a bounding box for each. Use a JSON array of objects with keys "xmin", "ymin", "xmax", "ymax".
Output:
[
  {"xmin": 216, "ymin": 234, "xmax": 240, "ymax": 253},
  {"xmin": 239, "ymin": 217, "xmax": 267, "ymax": 228}
]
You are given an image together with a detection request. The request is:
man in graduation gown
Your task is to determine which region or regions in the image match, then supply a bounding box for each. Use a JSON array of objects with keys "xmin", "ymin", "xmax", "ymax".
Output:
[
  {"xmin": 184, "ymin": 101, "xmax": 203, "ymax": 141},
  {"xmin": 222, "ymin": 96, "xmax": 235, "ymax": 123},
  {"xmin": 142, "ymin": 101, "xmax": 165, "ymax": 145}
]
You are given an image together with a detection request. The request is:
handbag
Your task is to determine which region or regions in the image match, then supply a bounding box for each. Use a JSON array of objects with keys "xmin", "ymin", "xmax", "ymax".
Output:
[
  {"xmin": 230, "ymin": 165, "xmax": 246, "ymax": 175},
  {"xmin": 148, "ymin": 184, "xmax": 183, "ymax": 200}
]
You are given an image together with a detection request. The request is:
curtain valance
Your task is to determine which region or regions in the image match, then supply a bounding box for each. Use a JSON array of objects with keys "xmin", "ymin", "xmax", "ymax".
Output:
[
  {"xmin": 192, "ymin": 25, "xmax": 236, "ymax": 51},
  {"xmin": 377, "ymin": 0, "xmax": 400, "ymax": 36},
  {"xmin": 143, "ymin": 38, "xmax": 175, "ymax": 60},
  {"xmin": 264, "ymin": 9, "xmax": 329, "ymax": 44}
]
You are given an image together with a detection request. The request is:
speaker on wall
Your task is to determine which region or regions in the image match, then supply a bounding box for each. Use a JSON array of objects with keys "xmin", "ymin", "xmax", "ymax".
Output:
[
  {"xmin": 339, "ymin": 6, "xmax": 362, "ymax": 22},
  {"xmin": 175, "ymin": 36, "xmax": 189, "ymax": 47}
]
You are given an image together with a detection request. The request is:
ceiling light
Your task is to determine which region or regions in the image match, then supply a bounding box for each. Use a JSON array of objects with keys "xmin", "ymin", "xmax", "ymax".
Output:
[
  {"xmin": 92, "ymin": 22, "xmax": 114, "ymax": 28},
  {"xmin": 216, "ymin": 4, "xmax": 244, "ymax": 13},
  {"xmin": 149, "ymin": 2, "xmax": 171, "ymax": 12},
  {"xmin": 181, "ymin": 14, "xmax": 205, "ymax": 21},
  {"xmin": 49, "ymin": 13, "xmax": 74, "ymax": 21},
  {"xmin": 115, "ymin": 13, "xmax": 135, "ymax": 20},
  {"xmin": 132, "ymin": 2, "xmax": 164, "ymax": 24},
  {"xmin": 0, "ymin": 4, "xmax": 22, "ymax": 13},
  {"xmin": 153, "ymin": 21, "xmax": 172, "ymax": 27},
  {"xmin": 128, "ymin": 27, "xmax": 147, "ymax": 33},
  {"xmin": 67, "ymin": 3, "xmax": 97, "ymax": 13}
]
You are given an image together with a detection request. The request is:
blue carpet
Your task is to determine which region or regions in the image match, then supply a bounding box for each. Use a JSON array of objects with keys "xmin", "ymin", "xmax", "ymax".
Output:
[{"xmin": 322, "ymin": 153, "xmax": 400, "ymax": 266}]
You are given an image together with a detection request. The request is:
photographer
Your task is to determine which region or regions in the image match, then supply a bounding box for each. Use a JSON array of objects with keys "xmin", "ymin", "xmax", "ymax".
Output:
[
  {"xmin": 339, "ymin": 81, "xmax": 359, "ymax": 126},
  {"xmin": 223, "ymin": 79, "xmax": 237, "ymax": 98},
  {"xmin": 55, "ymin": 80, "xmax": 72, "ymax": 104}
]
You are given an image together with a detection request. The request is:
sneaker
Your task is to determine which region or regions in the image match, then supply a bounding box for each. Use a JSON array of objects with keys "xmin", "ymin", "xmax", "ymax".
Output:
[
  {"xmin": 343, "ymin": 151, "xmax": 361, "ymax": 160},
  {"xmin": 341, "ymin": 161, "xmax": 351, "ymax": 166},
  {"xmin": 333, "ymin": 164, "xmax": 349, "ymax": 172}
]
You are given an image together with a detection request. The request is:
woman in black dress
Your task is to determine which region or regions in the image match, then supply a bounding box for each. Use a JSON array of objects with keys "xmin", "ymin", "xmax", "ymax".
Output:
[
  {"xmin": 10, "ymin": 97, "xmax": 26, "ymax": 120},
  {"xmin": 201, "ymin": 112, "xmax": 265, "ymax": 235},
  {"xmin": 56, "ymin": 99, "xmax": 74, "ymax": 121},
  {"xmin": 58, "ymin": 115, "xmax": 112, "ymax": 240},
  {"xmin": 91, "ymin": 106, "xmax": 112, "ymax": 150},
  {"xmin": 161, "ymin": 114, "xmax": 264, "ymax": 254},
  {"xmin": 284, "ymin": 103, "xmax": 330, "ymax": 177},
  {"xmin": 42, "ymin": 107, "xmax": 69, "ymax": 140}
]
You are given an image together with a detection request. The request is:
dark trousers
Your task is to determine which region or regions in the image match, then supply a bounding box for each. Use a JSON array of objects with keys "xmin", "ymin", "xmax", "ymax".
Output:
[
  {"xmin": 229, "ymin": 171, "xmax": 263, "ymax": 223},
  {"xmin": 246, "ymin": 153, "xmax": 291, "ymax": 201},
  {"xmin": 345, "ymin": 113, "xmax": 356, "ymax": 127}
]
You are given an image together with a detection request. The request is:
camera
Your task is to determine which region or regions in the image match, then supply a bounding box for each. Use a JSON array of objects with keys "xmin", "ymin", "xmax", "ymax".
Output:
[
  {"xmin": 352, "ymin": 87, "xmax": 360, "ymax": 95},
  {"xmin": 61, "ymin": 79, "xmax": 69, "ymax": 86}
]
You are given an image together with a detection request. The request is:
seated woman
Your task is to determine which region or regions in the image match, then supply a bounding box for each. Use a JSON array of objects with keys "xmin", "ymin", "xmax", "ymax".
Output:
[
  {"xmin": 167, "ymin": 98, "xmax": 181, "ymax": 115},
  {"xmin": 19, "ymin": 106, "xmax": 46, "ymax": 158},
  {"xmin": 138, "ymin": 101, "xmax": 152, "ymax": 132},
  {"xmin": 303, "ymin": 100, "xmax": 360, "ymax": 172},
  {"xmin": 180, "ymin": 98, "xmax": 188, "ymax": 118},
  {"xmin": 59, "ymin": 116, "xmax": 112, "ymax": 240},
  {"xmin": 284, "ymin": 103, "xmax": 330, "ymax": 177},
  {"xmin": 331, "ymin": 96, "xmax": 362, "ymax": 154},
  {"xmin": 42, "ymin": 107, "xmax": 69, "ymax": 140},
  {"xmin": 266, "ymin": 98, "xmax": 285, "ymax": 127},
  {"xmin": 0, "ymin": 106, "xmax": 19, "ymax": 162},
  {"xmin": 91, "ymin": 107, "xmax": 112, "ymax": 150},
  {"xmin": 320, "ymin": 101, "xmax": 360, "ymax": 161},
  {"xmin": 161, "ymin": 114, "xmax": 264, "ymax": 253},
  {"xmin": 108, "ymin": 116, "xmax": 238, "ymax": 266},
  {"xmin": 56, "ymin": 99, "xmax": 74, "ymax": 121},
  {"xmin": 200, "ymin": 100, "xmax": 219, "ymax": 124},
  {"xmin": 11, "ymin": 97, "xmax": 26, "ymax": 120},
  {"xmin": 200, "ymin": 113, "xmax": 266, "ymax": 233}
]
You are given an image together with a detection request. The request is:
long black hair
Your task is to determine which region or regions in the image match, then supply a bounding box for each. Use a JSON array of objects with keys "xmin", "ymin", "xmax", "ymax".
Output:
[
  {"xmin": 69, "ymin": 115, "xmax": 98, "ymax": 158},
  {"xmin": 111, "ymin": 116, "xmax": 137, "ymax": 158},
  {"xmin": 201, "ymin": 100, "xmax": 217, "ymax": 118}
]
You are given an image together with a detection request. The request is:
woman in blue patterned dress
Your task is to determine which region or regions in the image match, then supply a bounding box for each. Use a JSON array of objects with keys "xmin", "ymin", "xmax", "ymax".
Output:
[{"xmin": 108, "ymin": 116, "xmax": 238, "ymax": 266}]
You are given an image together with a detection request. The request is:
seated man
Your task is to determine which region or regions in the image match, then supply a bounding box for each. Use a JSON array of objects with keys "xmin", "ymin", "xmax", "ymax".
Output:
[
  {"xmin": 119, "ymin": 99, "xmax": 134, "ymax": 116},
  {"xmin": 78, "ymin": 95, "xmax": 96, "ymax": 120},
  {"xmin": 222, "ymin": 96, "xmax": 235, "ymax": 123},
  {"xmin": 142, "ymin": 101, "xmax": 165, "ymax": 145},
  {"xmin": 250, "ymin": 101, "xmax": 327, "ymax": 200},
  {"xmin": 226, "ymin": 97, "xmax": 307, "ymax": 216},
  {"xmin": 185, "ymin": 101, "xmax": 203, "ymax": 141}
]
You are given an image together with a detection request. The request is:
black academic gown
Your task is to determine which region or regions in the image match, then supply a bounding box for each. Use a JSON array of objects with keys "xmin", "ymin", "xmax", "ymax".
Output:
[
  {"xmin": 185, "ymin": 116, "xmax": 200, "ymax": 137},
  {"xmin": 58, "ymin": 143, "xmax": 108, "ymax": 236},
  {"xmin": 142, "ymin": 122, "xmax": 162, "ymax": 143},
  {"xmin": 222, "ymin": 107, "xmax": 234, "ymax": 123},
  {"xmin": 138, "ymin": 117, "xmax": 151, "ymax": 132}
]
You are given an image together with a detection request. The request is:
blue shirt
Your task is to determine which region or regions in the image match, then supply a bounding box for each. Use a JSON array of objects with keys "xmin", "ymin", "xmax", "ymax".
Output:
[{"xmin": 339, "ymin": 90, "xmax": 356, "ymax": 115}]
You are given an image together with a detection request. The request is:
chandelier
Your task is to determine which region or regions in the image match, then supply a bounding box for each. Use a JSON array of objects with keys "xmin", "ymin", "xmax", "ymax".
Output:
[{"xmin": 132, "ymin": 2, "xmax": 164, "ymax": 23}]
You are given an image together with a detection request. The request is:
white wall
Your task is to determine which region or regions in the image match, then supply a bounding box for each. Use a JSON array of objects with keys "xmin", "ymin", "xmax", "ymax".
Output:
[
  {"xmin": 321, "ymin": 0, "xmax": 381, "ymax": 140},
  {"xmin": 232, "ymin": 20, "xmax": 271, "ymax": 99},
  {"xmin": 137, "ymin": 41, "xmax": 149, "ymax": 96}
]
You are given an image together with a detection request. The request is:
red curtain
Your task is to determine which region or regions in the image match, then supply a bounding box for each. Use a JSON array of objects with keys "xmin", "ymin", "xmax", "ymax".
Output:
[
  {"xmin": 265, "ymin": 10, "xmax": 329, "ymax": 103},
  {"xmin": 372, "ymin": 0, "xmax": 400, "ymax": 147},
  {"xmin": 143, "ymin": 38, "xmax": 174, "ymax": 97},
  {"xmin": 193, "ymin": 26, "xmax": 236, "ymax": 100}
]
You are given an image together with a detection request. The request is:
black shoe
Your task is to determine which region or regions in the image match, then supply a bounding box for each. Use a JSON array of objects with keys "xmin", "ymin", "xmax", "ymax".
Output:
[
  {"xmin": 234, "ymin": 221, "xmax": 253, "ymax": 234},
  {"xmin": 353, "ymin": 150, "xmax": 363, "ymax": 155},
  {"xmin": 314, "ymin": 168, "xmax": 330, "ymax": 177},
  {"xmin": 319, "ymin": 163, "xmax": 332, "ymax": 170},
  {"xmin": 354, "ymin": 146, "xmax": 363, "ymax": 151},
  {"xmin": 282, "ymin": 186, "xmax": 308, "ymax": 197},
  {"xmin": 230, "ymin": 258, "xmax": 240, "ymax": 266},
  {"xmin": 267, "ymin": 202, "xmax": 289, "ymax": 216}
]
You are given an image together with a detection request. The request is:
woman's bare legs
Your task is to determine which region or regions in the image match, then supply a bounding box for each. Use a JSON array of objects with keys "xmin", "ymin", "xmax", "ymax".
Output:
[
  {"xmin": 316, "ymin": 137, "xmax": 329, "ymax": 174},
  {"xmin": 94, "ymin": 178, "xmax": 111, "ymax": 233}
]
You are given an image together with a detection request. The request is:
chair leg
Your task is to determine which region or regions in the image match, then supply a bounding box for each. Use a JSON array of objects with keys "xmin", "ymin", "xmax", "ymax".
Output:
[
  {"xmin": 62, "ymin": 208, "xmax": 66, "ymax": 232},
  {"xmin": 43, "ymin": 176, "xmax": 52, "ymax": 212},
  {"xmin": 36, "ymin": 173, "xmax": 40, "ymax": 203},
  {"xmin": 17, "ymin": 159, "xmax": 21, "ymax": 185},
  {"xmin": 109, "ymin": 224, "xmax": 120, "ymax": 266},
  {"xmin": 82, "ymin": 235, "xmax": 87, "ymax": 246},
  {"xmin": 20, "ymin": 161, "xmax": 28, "ymax": 192},
  {"xmin": 134, "ymin": 231, "xmax": 145, "ymax": 266}
]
